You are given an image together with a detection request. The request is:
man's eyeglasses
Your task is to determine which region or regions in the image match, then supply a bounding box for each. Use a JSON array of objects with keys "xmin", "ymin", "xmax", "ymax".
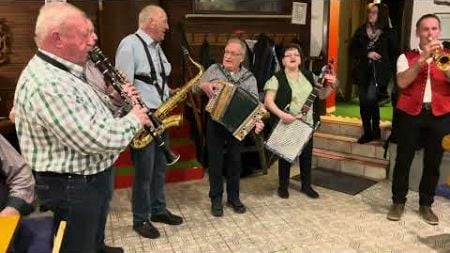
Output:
[{"xmin": 224, "ymin": 51, "xmax": 242, "ymax": 57}]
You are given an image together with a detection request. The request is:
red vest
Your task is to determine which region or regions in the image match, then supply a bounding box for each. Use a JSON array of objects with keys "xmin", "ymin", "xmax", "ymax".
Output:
[{"xmin": 396, "ymin": 48, "xmax": 450, "ymax": 116}]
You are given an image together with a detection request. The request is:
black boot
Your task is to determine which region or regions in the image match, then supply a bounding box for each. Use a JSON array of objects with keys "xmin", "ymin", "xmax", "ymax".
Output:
[
  {"xmin": 299, "ymin": 142, "xmax": 318, "ymax": 198},
  {"xmin": 277, "ymin": 186, "xmax": 289, "ymax": 199},
  {"xmin": 372, "ymin": 105, "xmax": 381, "ymax": 140},
  {"xmin": 372, "ymin": 126, "xmax": 381, "ymax": 140},
  {"xmin": 301, "ymin": 184, "xmax": 319, "ymax": 199},
  {"xmin": 358, "ymin": 106, "xmax": 373, "ymax": 144},
  {"xmin": 278, "ymin": 159, "xmax": 291, "ymax": 199}
]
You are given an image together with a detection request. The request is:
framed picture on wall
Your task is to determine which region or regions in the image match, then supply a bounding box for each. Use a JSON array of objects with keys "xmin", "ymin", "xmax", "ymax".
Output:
[
  {"xmin": 434, "ymin": 0, "xmax": 450, "ymax": 5},
  {"xmin": 193, "ymin": 0, "xmax": 291, "ymax": 14},
  {"xmin": 435, "ymin": 13, "xmax": 450, "ymax": 40}
]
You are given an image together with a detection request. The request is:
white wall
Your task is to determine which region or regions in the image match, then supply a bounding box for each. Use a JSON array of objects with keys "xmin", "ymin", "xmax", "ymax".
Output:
[
  {"xmin": 310, "ymin": 0, "xmax": 325, "ymax": 57},
  {"xmin": 410, "ymin": 0, "xmax": 450, "ymax": 48}
]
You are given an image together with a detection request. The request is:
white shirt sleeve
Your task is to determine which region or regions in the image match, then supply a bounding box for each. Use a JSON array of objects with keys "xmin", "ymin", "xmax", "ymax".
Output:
[{"xmin": 396, "ymin": 53, "xmax": 409, "ymax": 73}]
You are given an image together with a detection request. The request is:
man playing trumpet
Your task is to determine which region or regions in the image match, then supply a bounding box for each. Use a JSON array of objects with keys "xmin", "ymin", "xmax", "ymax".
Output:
[{"xmin": 388, "ymin": 14, "xmax": 450, "ymax": 225}]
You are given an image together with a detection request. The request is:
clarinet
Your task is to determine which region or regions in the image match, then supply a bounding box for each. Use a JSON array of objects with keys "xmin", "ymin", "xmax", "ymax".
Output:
[{"xmin": 88, "ymin": 46, "xmax": 180, "ymax": 165}]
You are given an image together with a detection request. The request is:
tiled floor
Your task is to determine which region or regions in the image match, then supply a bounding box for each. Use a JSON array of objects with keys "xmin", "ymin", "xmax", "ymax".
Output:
[{"xmin": 105, "ymin": 163, "xmax": 450, "ymax": 253}]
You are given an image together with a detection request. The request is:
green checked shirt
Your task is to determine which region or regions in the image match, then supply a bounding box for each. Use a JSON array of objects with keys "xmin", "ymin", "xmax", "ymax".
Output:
[{"xmin": 14, "ymin": 50, "xmax": 142, "ymax": 175}]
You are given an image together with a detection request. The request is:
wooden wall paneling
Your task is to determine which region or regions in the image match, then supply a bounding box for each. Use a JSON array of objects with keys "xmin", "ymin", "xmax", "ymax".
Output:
[
  {"xmin": 160, "ymin": 0, "xmax": 195, "ymax": 89},
  {"xmin": 0, "ymin": 2, "xmax": 42, "ymax": 116},
  {"xmin": 98, "ymin": 0, "xmax": 160, "ymax": 63},
  {"xmin": 161, "ymin": 0, "xmax": 311, "ymax": 88}
]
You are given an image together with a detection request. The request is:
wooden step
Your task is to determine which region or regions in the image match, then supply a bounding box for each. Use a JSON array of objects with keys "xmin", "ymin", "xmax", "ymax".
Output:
[
  {"xmin": 318, "ymin": 115, "xmax": 391, "ymax": 139},
  {"xmin": 312, "ymin": 148, "xmax": 389, "ymax": 180},
  {"xmin": 313, "ymin": 132, "xmax": 387, "ymax": 160}
]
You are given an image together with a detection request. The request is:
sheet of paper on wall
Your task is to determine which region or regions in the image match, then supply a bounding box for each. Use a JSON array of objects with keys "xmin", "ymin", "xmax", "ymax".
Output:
[
  {"xmin": 291, "ymin": 2, "xmax": 307, "ymax": 25},
  {"xmin": 45, "ymin": 0, "xmax": 67, "ymax": 3},
  {"xmin": 436, "ymin": 13, "xmax": 450, "ymax": 40}
]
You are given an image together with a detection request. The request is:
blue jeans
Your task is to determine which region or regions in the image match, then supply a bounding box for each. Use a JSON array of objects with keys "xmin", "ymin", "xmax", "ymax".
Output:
[
  {"xmin": 34, "ymin": 168, "xmax": 112, "ymax": 253},
  {"xmin": 131, "ymin": 133, "xmax": 168, "ymax": 225}
]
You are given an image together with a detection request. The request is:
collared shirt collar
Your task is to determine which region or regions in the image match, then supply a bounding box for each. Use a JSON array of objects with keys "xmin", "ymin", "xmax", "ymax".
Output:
[
  {"xmin": 38, "ymin": 48, "xmax": 85, "ymax": 78},
  {"xmin": 136, "ymin": 29, "xmax": 158, "ymax": 47}
]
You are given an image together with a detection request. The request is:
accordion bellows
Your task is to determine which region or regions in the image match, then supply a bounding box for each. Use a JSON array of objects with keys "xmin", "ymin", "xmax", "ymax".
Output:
[{"xmin": 206, "ymin": 81, "xmax": 267, "ymax": 141}]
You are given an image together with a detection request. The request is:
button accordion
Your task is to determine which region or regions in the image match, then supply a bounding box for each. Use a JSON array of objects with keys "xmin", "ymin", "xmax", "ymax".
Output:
[{"xmin": 206, "ymin": 81, "xmax": 267, "ymax": 141}]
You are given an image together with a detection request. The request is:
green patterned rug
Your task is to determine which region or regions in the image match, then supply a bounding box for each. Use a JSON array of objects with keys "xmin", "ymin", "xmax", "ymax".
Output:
[{"xmin": 333, "ymin": 101, "xmax": 393, "ymax": 121}]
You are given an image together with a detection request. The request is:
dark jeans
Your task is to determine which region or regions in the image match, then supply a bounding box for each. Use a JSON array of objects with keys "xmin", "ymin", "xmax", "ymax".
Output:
[
  {"xmin": 131, "ymin": 133, "xmax": 168, "ymax": 225},
  {"xmin": 278, "ymin": 138, "xmax": 313, "ymax": 189},
  {"xmin": 392, "ymin": 110, "xmax": 450, "ymax": 206},
  {"xmin": 96, "ymin": 167, "xmax": 114, "ymax": 250},
  {"xmin": 207, "ymin": 118, "xmax": 242, "ymax": 203},
  {"xmin": 34, "ymin": 168, "xmax": 113, "ymax": 253}
]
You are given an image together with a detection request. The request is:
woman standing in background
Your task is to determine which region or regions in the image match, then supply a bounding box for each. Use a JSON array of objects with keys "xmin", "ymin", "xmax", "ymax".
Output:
[{"xmin": 350, "ymin": 3, "xmax": 399, "ymax": 144}]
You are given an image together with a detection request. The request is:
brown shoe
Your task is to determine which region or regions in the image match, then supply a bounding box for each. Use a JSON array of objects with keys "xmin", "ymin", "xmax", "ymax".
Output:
[
  {"xmin": 387, "ymin": 203, "xmax": 405, "ymax": 221},
  {"xmin": 419, "ymin": 206, "xmax": 439, "ymax": 225}
]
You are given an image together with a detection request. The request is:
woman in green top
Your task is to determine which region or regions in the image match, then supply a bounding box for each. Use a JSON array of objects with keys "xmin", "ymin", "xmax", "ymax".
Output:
[{"xmin": 264, "ymin": 43, "xmax": 337, "ymax": 199}]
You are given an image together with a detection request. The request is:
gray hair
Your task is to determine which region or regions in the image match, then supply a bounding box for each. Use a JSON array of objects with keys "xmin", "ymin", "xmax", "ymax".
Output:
[
  {"xmin": 138, "ymin": 5, "xmax": 163, "ymax": 29},
  {"xmin": 35, "ymin": 2, "xmax": 85, "ymax": 47},
  {"xmin": 226, "ymin": 38, "xmax": 246, "ymax": 58}
]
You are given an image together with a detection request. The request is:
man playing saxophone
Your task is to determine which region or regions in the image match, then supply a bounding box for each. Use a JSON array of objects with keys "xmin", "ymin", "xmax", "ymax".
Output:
[
  {"xmin": 115, "ymin": 5, "xmax": 183, "ymax": 239},
  {"xmin": 387, "ymin": 14, "xmax": 450, "ymax": 225}
]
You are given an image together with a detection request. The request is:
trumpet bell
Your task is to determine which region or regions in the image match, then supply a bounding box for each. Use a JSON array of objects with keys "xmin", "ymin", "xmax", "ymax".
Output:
[
  {"xmin": 435, "ymin": 54, "xmax": 450, "ymax": 71},
  {"xmin": 443, "ymin": 134, "xmax": 450, "ymax": 151}
]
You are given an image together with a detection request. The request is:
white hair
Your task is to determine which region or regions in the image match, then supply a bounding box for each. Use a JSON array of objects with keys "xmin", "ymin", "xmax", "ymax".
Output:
[
  {"xmin": 226, "ymin": 38, "xmax": 247, "ymax": 57},
  {"xmin": 138, "ymin": 5, "xmax": 163, "ymax": 29},
  {"xmin": 35, "ymin": 2, "xmax": 85, "ymax": 47}
]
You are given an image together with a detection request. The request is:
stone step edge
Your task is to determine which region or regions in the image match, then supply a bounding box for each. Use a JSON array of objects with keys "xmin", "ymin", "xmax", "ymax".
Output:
[
  {"xmin": 314, "ymin": 132, "xmax": 385, "ymax": 146},
  {"xmin": 320, "ymin": 115, "xmax": 392, "ymax": 128},
  {"xmin": 313, "ymin": 148, "xmax": 389, "ymax": 167}
]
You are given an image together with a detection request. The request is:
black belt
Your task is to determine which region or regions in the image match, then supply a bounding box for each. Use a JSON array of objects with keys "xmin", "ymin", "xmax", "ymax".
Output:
[
  {"xmin": 423, "ymin": 103, "xmax": 431, "ymax": 111},
  {"xmin": 35, "ymin": 171, "xmax": 102, "ymax": 181}
]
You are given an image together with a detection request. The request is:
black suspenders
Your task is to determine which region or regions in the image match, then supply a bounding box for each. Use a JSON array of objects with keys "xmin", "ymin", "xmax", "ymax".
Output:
[{"xmin": 134, "ymin": 33, "xmax": 167, "ymax": 101}]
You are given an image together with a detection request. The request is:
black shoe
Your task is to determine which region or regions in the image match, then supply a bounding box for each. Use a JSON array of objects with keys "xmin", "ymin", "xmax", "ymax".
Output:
[
  {"xmin": 133, "ymin": 220, "xmax": 160, "ymax": 239},
  {"xmin": 277, "ymin": 187, "xmax": 289, "ymax": 199},
  {"xmin": 226, "ymin": 200, "xmax": 246, "ymax": 214},
  {"xmin": 98, "ymin": 245, "xmax": 124, "ymax": 253},
  {"xmin": 151, "ymin": 209, "xmax": 183, "ymax": 225},
  {"xmin": 387, "ymin": 203, "xmax": 405, "ymax": 221},
  {"xmin": 419, "ymin": 206, "xmax": 439, "ymax": 225},
  {"xmin": 301, "ymin": 186, "xmax": 319, "ymax": 199},
  {"xmin": 211, "ymin": 201, "xmax": 224, "ymax": 217},
  {"xmin": 357, "ymin": 134, "xmax": 373, "ymax": 144}
]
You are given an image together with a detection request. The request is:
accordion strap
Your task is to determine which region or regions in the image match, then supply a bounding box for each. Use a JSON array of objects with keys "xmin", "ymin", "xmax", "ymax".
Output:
[{"xmin": 300, "ymin": 63, "xmax": 331, "ymax": 115}]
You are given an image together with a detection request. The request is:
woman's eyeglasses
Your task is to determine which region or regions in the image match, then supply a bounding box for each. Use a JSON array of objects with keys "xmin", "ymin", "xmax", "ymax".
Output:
[{"xmin": 284, "ymin": 54, "xmax": 300, "ymax": 58}]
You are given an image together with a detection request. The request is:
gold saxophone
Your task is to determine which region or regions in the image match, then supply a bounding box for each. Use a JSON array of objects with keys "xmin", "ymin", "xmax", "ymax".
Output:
[{"xmin": 131, "ymin": 46, "xmax": 204, "ymax": 148}]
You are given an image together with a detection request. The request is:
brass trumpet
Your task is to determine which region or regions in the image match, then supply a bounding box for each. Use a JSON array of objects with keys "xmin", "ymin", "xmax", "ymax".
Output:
[
  {"xmin": 428, "ymin": 37, "xmax": 450, "ymax": 71},
  {"xmin": 434, "ymin": 52, "xmax": 450, "ymax": 71},
  {"xmin": 443, "ymin": 135, "xmax": 450, "ymax": 151}
]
